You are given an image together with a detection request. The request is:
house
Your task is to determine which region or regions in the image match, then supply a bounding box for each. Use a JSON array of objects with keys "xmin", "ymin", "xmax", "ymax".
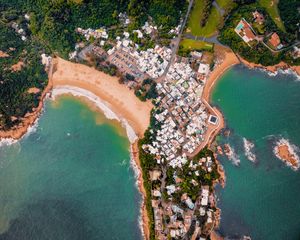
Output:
[
  {"xmin": 268, "ymin": 33, "xmax": 283, "ymax": 50},
  {"xmin": 292, "ymin": 46, "xmax": 300, "ymax": 59},
  {"xmin": 198, "ymin": 63, "xmax": 210, "ymax": 76},
  {"xmin": 235, "ymin": 19, "xmax": 256, "ymax": 44},
  {"xmin": 252, "ymin": 11, "xmax": 264, "ymax": 25}
]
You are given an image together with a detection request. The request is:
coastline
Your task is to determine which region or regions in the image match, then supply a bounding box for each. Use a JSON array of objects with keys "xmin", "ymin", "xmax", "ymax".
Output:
[
  {"xmin": 202, "ymin": 46, "xmax": 240, "ymax": 181},
  {"xmin": 1, "ymin": 47, "xmax": 299, "ymax": 240},
  {"xmin": 0, "ymin": 57, "xmax": 153, "ymax": 240},
  {"xmin": 239, "ymin": 57, "xmax": 300, "ymax": 78},
  {"xmin": 52, "ymin": 57, "xmax": 153, "ymax": 138},
  {"xmin": 51, "ymin": 85, "xmax": 150, "ymax": 239},
  {"xmin": 131, "ymin": 142, "xmax": 150, "ymax": 240},
  {"xmin": 202, "ymin": 47, "xmax": 240, "ymax": 240},
  {"xmin": 51, "ymin": 58, "xmax": 153, "ymax": 240},
  {"xmin": 0, "ymin": 59, "xmax": 54, "ymax": 141}
]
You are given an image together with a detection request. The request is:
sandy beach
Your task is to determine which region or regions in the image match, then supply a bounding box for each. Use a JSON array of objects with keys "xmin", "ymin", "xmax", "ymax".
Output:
[
  {"xmin": 202, "ymin": 46, "xmax": 240, "ymax": 102},
  {"xmin": 52, "ymin": 57, "xmax": 153, "ymax": 138},
  {"xmin": 201, "ymin": 46, "xmax": 240, "ymax": 148},
  {"xmin": 51, "ymin": 57, "xmax": 153, "ymax": 239}
]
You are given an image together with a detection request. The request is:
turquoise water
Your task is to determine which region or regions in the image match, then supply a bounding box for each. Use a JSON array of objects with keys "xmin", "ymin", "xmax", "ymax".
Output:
[
  {"xmin": 0, "ymin": 96, "xmax": 142, "ymax": 240},
  {"xmin": 212, "ymin": 66, "xmax": 300, "ymax": 240}
]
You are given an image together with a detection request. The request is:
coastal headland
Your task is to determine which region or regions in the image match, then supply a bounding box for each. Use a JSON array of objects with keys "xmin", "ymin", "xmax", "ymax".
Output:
[{"xmin": 0, "ymin": 49, "xmax": 299, "ymax": 240}]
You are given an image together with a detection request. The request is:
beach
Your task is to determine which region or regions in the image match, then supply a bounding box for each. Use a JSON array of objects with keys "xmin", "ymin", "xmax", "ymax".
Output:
[
  {"xmin": 0, "ymin": 56, "xmax": 153, "ymax": 239},
  {"xmin": 202, "ymin": 46, "xmax": 240, "ymax": 102},
  {"xmin": 51, "ymin": 57, "xmax": 153, "ymax": 239},
  {"xmin": 131, "ymin": 142, "xmax": 150, "ymax": 240},
  {"xmin": 202, "ymin": 47, "xmax": 240, "ymax": 146},
  {"xmin": 52, "ymin": 57, "xmax": 153, "ymax": 138}
]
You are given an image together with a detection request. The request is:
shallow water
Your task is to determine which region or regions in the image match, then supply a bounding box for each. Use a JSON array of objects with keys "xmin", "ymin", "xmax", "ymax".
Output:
[
  {"xmin": 212, "ymin": 65, "xmax": 300, "ymax": 240},
  {"xmin": 0, "ymin": 96, "xmax": 142, "ymax": 240}
]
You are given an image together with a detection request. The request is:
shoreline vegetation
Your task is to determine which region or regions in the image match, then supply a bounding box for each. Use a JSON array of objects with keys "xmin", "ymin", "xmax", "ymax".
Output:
[
  {"xmin": 0, "ymin": 49, "xmax": 300, "ymax": 239},
  {"xmin": 0, "ymin": 0, "xmax": 299, "ymax": 239}
]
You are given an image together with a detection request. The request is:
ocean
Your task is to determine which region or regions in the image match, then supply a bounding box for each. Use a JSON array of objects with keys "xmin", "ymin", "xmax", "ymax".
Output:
[
  {"xmin": 0, "ymin": 96, "xmax": 142, "ymax": 240},
  {"xmin": 212, "ymin": 65, "xmax": 300, "ymax": 240}
]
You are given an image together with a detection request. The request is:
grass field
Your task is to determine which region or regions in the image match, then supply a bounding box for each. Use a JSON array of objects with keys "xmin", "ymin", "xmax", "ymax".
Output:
[
  {"xmin": 216, "ymin": 0, "xmax": 235, "ymax": 11},
  {"xmin": 186, "ymin": 0, "xmax": 221, "ymax": 37},
  {"xmin": 258, "ymin": 0, "xmax": 285, "ymax": 31},
  {"xmin": 180, "ymin": 38, "xmax": 214, "ymax": 51}
]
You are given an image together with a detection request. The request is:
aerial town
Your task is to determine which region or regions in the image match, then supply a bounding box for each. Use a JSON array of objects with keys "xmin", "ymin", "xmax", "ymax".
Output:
[
  {"xmin": 2, "ymin": 1, "xmax": 299, "ymax": 239},
  {"xmin": 68, "ymin": 12, "xmax": 224, "ymax": 239}
]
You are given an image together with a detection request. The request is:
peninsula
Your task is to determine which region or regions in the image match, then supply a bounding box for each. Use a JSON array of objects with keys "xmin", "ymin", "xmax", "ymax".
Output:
[{"xmin": 0, "ymin": 0, "xmax": 299, "ymax": 240}]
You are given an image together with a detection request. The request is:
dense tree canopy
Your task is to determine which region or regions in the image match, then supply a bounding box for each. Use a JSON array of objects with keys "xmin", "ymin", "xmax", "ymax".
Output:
[
  {"xmin": 278, "ymin": 0, "xmax": 300, "ymax": 37},
  {"xmin": 0, "ymin": 22, "xmax": 48, "ymax": 129},
  {"xmin": 2, "ymin": 0, "xmax": 187, "ymax": 57}
]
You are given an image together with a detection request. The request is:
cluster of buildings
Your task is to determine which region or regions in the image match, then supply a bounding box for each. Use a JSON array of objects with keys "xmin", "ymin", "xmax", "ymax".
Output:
[
  {"xmin": 144, "ymin": 61, "xmax": 211, "ymax": 170},
  {"xmin": 71, "ymin": 19, "xmax": 222, "ymax": 239},
  {"xmin": 136, "ymin": 46, "xmax": 172, "ymax": 78},
  {"xmin": 234, "ymin": 12, "xmax": 283, "ymax": 50},
  {"xmin": 142, "ymin": 21, "xmax": 158, "ymax": 35},
  {"xmin": 108, "ymin": 46, "xmax": 145, "ymax": 83},
  {"xmin": 76, "ymin": 27, "xmax": 109, "ymax": 42},
  {"xmin": 149, "ymin": 155, "xmax": 219, "ymax": 239},
  {"xmin": 104, "ymin": 33, "xmax": 174, "ymax": 82}
]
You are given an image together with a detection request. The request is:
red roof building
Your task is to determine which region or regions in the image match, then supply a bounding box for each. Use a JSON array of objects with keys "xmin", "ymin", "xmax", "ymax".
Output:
[
  {"xmin": 268, "ymin": 33, "xmax": 282, "ymax": 49},
  {"xmin": 235, "ymin": 19, "xmax": 256, "ymax": 44}
]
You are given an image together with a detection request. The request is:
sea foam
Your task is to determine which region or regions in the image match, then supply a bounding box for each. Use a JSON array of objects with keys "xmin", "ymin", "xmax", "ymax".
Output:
[
  {"xmin": 0, "ymin": 95, "xmax": 48, "ymax": 148},
  {"xmin": 224, "ymin": 144, "xmax": 240, "ymax": 166},
  {"xmin": 258, "ymin": 68, "xmax": 300, "ymax": 81},
  {"xmin": 51, "ymin": 86, "xmax": 138, "ymax": 143},
  {"xmin": 52, "ymin": 86, "xmax": 144, "ymax": 236},
  {"xmin": 243, "ymin": 138, "xmax": 256, "ymax": 162}
]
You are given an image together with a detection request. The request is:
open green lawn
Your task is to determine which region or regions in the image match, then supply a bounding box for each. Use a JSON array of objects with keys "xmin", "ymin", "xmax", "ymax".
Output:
[
  {"xmin": 180, "ymin": 38, "xmax": 214, "ymax": 51},
  {"xmin": 216, "ymin": 0, "xmax": 235, "ymax": 11},
  {"xmin": 258, "ymin": 0, "xmax": 285, "ymax": 31},
  {"xmin": 186, "ymin": 0, "xmax": 222, "ymax": 37}
]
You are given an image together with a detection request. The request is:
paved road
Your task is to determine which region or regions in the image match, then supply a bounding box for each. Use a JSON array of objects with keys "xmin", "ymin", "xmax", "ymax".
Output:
[
  {"xmin": 161, "ymin": 0, "xmax": 195, "ymax": 79},
  {"xmin": 212, "ymin": 0, "xmax": 225, "ymax": 16},
  {"xmin": 184, "ymin": 32, "xmax": 227, "ymax": 47}
]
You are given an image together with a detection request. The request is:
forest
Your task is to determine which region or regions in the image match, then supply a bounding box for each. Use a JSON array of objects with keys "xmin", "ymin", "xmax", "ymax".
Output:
[
  {"xmin": 0, "ymin": 22, "xmax": 48, "ymax": 130},
  {"xmin": 1, "ymin": 0, "xmax": 186, "ymax": 58},
  {"xmin": 278, "ymin": 0, "xmax": 300, "ymax": 37}
]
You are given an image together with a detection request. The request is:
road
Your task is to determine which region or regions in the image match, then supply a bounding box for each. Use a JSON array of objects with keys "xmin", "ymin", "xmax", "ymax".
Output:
[
  {"xmin": 184, "ymin": 32, "xmax": 226, "ymax": 47},
  {"xmin": 160, "ymin": 0, "xmax": 195, "ymax": 79}
]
